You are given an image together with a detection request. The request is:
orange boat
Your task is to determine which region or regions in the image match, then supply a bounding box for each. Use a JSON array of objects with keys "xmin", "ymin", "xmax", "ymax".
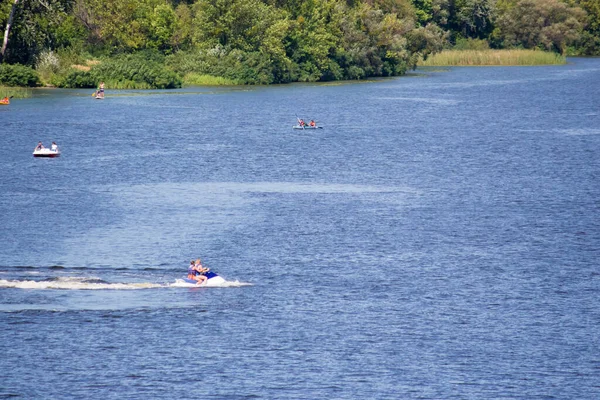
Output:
[{"xmin": 0, "ymin": 97, "xmax": 9, "ymax": 105}]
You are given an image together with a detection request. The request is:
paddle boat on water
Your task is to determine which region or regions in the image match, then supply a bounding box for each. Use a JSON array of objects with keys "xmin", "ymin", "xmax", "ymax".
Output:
[
  {"xmin": 33, "ymin": 148, "xmax": 61, "ymax": 158},
  {"xmin": 33, "ymin": 142, "xmax": 60, "ymax": 158}
]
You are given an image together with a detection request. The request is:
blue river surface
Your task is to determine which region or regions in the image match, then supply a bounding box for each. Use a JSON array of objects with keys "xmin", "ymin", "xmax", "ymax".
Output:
[{"xmin": 1, "ymin": 58, "xmax": 599, "ymax": 399}]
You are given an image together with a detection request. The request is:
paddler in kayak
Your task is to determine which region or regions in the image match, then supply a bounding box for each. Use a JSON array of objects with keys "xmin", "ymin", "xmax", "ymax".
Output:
[{"xmin": 309, "ymin": 120, "xmax": 316, "ymax": 127}]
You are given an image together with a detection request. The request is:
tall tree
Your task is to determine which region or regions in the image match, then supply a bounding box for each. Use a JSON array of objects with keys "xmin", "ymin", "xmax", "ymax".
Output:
[
  {"xmin": 74, "ymin": 0, "xmax": 166, "ymax": 51},
  {"xmin": 2, "ymin": 0, "xmax": 79, "ymax": 65},
  {"xmin": 576, "ymin": 0, "xmax": 600, "ymax": 54},
  {"xmin": 1, "ymin": 0, "xmax": 20, "ymax": 63},
  {"xmin": 452, "ymin": 0, "xmax": 495, "ymax": 39},
  {"xmin": 494, "ymin": 0, "xmax": 586, "ymax": 53},
  {"xmin": 287, "ymin": 0, "xmax": 343, "ymax": 81}
]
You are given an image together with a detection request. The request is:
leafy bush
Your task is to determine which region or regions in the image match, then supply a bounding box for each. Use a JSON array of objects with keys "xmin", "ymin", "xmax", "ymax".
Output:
[
  {"xmin": 35, "ymin": 50, "xmax": 61, "ymax": 77},
  {"xmin": 454, "ymin": 38, "xmax": 490, "ymax": 50},
  {"xmin": 165, "ymin": 50, "xmax": 212, "ymax": 76},
  {"xmin": 183, "ymin": 73, "xmax": 239, "ymax": 86},
  {"xmin": 90, "ymin": 54, "xmax": 182, "ymax": 89},
  {"xmin": 346, "ymin": 65, "xmax": 366, "ymax": 80},
  {"xmin": 0, "ymin": 64, "xmax": 41, "ymax": 87},
  {"xmin": 166, "ymin": 49, "xmax": 279, "ymax": 85},
  {"xmin": 569, "ymin": 31, "xmax": 600, "ymax": 56},
  {"xmin": 57, "ymin": 70, "xmax": 97, "ymax": 88}
]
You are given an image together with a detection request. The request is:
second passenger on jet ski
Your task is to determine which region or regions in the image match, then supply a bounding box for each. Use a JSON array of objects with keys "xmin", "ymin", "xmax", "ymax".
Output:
[{"xmin": 187, "ymin": 259, "xmax": 208, "ymax": 284}]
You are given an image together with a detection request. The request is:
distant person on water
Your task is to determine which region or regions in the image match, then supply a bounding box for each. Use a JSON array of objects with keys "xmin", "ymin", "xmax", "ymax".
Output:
[
  {"xmin": 51, "ymin": 142, "xmax": 58, "ymax": 152},
  {"xmin": 98, "ymin": 82, "xmax": 105, "ymax": 98},
  {"xmin": 309, "ymin": 120, "xmax": 316, "ymax": 127},
  {"xmin": 187, "ymin": 260, "xmax": 196, "ymax": 279},
  {"xmin": 187, "ymin": 259, "xmax": 208, "ymax": 284},
  {"xmin": 298, "ymin": 119, "xmax": 305, "ymax": 127},
  {"xmin": 35, "ymin": 141, "xmax": 44, "ymax": 151},
  {"xmin": 195, "ymin": 259, "xmax": 209, "ymax": 274},
  {"xmin": 187, "ymin": 260, "xmax": 206, "ymax": 284},
  {"xmin": 1, "ymin": 96, "xmax": 8, "ymax": 102}
]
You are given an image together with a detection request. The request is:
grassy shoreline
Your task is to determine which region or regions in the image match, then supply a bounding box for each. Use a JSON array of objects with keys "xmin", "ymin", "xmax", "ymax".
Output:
[
  {"xmin": 0, "ymin": 86, "xmax": 33, "ymax": 98},
  {"xmin": 419, "ymin": 49, "xmax": 566, "ymax": 66}
]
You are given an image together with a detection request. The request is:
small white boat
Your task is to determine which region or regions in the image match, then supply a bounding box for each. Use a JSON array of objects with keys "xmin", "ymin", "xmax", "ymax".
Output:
[
  {"xmin": 33, "ymin": 148, "xmax": 60, "ymax": 158},
  {"xmin": 292, "ymin": 125, "xmax": 322, "ymax": 130}
]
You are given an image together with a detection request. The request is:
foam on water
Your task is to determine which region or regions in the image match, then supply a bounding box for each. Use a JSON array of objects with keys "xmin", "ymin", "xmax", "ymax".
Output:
[
  {"xmin": 0, "ymin": 276, "xmax": 252, "ymax": 290},
  {"xmin": 170, "ymin": 279, "xmax": 252, "ymax": 288},
  {"xmin": 0, "ymin": 277, "xmax": 162, "ymax": 290},
  {"xmin": 373, "ymin": 96, "xmax": 460, "ymax": 105},
  {"xmin": 559, "ymin": 128, "xmax": 600, "ymax": 136}
]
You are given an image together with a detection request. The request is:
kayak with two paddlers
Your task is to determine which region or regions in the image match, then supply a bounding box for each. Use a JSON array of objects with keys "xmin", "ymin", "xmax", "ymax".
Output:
[{"xmin": 294, "ymin": 118, "xmax": 322, "ymax": 130}]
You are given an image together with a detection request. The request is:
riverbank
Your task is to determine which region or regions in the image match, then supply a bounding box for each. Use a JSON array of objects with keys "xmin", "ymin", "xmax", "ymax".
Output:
[
  {"xmin": 419, "ymin": 49, "xmax": 566, "ymax": 66},
  {"xmin": 0, "ymin": 86, "xmax": 33, "ymax": 99}
]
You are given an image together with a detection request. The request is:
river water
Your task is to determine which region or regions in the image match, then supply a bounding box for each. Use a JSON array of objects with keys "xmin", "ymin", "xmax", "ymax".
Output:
[{"xmin": 1, "ymin": 58, "xmax": 599, "ymax": 399}]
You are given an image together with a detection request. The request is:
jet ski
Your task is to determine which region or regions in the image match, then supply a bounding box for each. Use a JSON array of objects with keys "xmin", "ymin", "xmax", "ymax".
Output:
[{"xmin": 183, "ymin": 270, "xmax": 225, "ymax": 286}]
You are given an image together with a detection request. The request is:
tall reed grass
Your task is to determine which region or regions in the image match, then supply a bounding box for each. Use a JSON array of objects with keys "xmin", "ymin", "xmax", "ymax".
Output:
[
  {"xmin": 419, "ymin": 49, "xmax": 566, "ymax": 66},
  {"xmin": 101, "ymin": 79, "xmax": 153, "ymax": 90},
  {"xmin": 183, "ymin": 73, "xmax": 239, "ymax": 86},
  {"xmin": 0, "ymin": 86, "xmax": 33, "ymax": 98}
]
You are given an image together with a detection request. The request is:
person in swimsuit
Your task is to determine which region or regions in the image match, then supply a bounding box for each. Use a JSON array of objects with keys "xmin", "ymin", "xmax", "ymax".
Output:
[
  {"xmin": 188, "ymin": 259, "xmax": 207, "ymax": 284},
  {"xmin": 97, "ymin": 82, "xmax": 105, "ymax": 98},
  {"xmin": 195, "ymin": 259, "xmax": 209, "ymax": 275}
]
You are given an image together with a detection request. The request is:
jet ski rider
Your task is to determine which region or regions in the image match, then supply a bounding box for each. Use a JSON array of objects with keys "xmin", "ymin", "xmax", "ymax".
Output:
[{"xmin": 187, "ymin": 259, "xmax": 209, "ymax": 284}]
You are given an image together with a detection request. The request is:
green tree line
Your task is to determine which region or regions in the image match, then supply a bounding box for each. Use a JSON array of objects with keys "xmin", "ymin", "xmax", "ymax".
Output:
[{"xmin": 0, "ymin": 0, "xmax": 598, "ymax": 87}]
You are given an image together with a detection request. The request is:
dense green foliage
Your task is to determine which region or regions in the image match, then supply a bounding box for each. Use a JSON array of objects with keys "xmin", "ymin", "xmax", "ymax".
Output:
[
  {"xmin": 0, "ymin": 64, "xmax": 40, "ymax": 87},
  {"xmin": 56, "ymin": 70, "xmax": 97, "ymax": 89},
  {"xmin": 90, "ymin": 53, "xmax": 182, "ymax": 89},
  {"xmin": 0, "ymin": 0, "xmax": 597, "ymax": 87}
]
